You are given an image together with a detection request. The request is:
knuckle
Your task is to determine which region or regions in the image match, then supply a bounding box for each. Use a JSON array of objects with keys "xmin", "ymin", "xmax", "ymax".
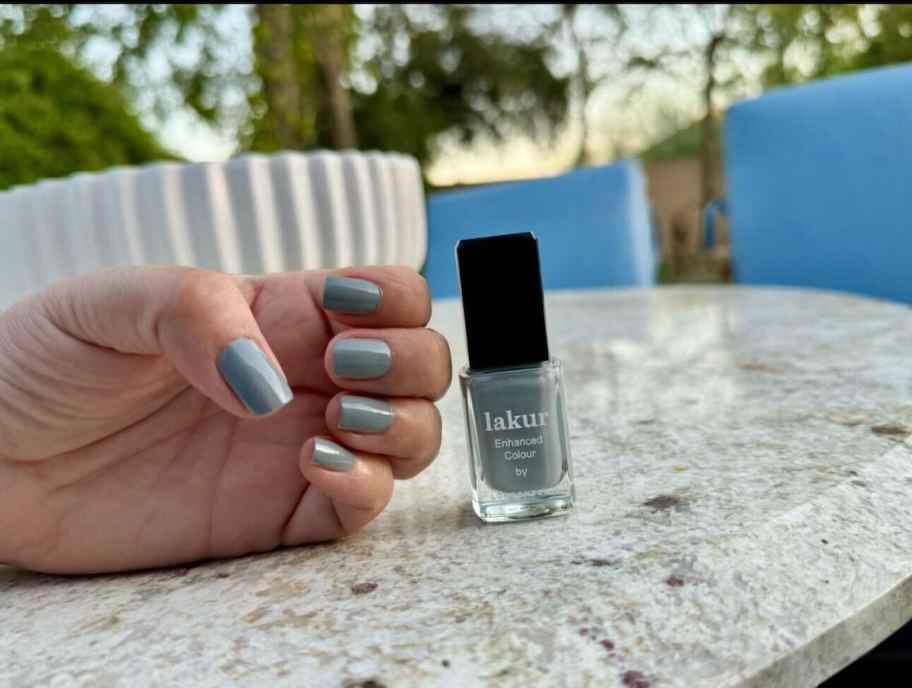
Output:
[
  {"xmin": 428, "ymin": 330, "xmax": 452, "ymax": 397},
  {"xmin": 416, "ymin": 275, "xmax": 432, "ymax": 315},
  {"xmin": 393, "ymin": 462, "xmax": 421, "ymax": 480},
  {"xmin": 172, "ymin": 270, "xmax": 235, "ymax": 316},
  {"xmin": 393, "ymin": 267, "xmax": 431, "ymax": 322},
  {"xmin": 403, "ymin": 403, "xmax": 442, "ymax": 471},
  {"xmin": 366, "ymin": 478, "xmax": 394, "ymax": 515},
  {"xmin": 424, "ymin": 403, "xmax": 443, "ymax": 457}
]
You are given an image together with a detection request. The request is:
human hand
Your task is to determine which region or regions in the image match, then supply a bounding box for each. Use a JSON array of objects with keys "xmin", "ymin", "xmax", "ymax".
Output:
[{"xmin": 0, "ymin": 266, "xmax": 449, "ymax": 574}]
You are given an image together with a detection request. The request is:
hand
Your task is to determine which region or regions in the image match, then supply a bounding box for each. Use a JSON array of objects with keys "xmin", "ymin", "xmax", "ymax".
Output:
[{"xmin": 0, "ymin": 266, "xmax": 450, "ymax": 574}]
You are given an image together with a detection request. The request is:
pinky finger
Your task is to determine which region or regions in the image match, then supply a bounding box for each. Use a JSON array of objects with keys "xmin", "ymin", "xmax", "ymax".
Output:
[{"xmin": 281, "ymin": 438, "xmax": 394, "ymax": 545}]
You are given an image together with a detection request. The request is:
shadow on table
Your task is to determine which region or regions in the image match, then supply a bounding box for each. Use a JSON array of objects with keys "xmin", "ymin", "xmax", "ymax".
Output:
[
  {"xmin": 822, "ymin": 622, "xmax": 912, "ymax": 686},
  {"xmin": 0, "ymin": 565, "xmax": 65, "ymax": 590},
  {"xmin": 380, "ymin": 495, "xmax": 479, "ymax": 537}
]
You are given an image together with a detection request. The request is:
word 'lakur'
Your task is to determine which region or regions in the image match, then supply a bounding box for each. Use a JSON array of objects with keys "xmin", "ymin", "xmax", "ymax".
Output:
[{"xmin": 483, "ymin": 410, "xmax": 549, "ymax": 432}]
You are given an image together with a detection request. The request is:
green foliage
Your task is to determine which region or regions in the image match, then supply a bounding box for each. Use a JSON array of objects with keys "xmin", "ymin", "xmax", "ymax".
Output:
[
  {"xmin": 244, "ymin": 4, "xmax": 322, "ymax": 151},
  {"xmin": 2, "ymin": 4, "xmax": 569, "ymax": 170},
  {"xmin": 244, "ymin": 4, "xmax": 360, "ymax": 152},
  {"xmin": 741, "ymin": 4, "xmax": 912, "ymax": 86},
  {"xmin": 0, "ymin": 43, "xmax": 170, "ymax": 190},
  {"xmin": 637, "ymin": 4, "xmax": 912, "ymax": 163},
  {"xmin": 846, "ymin": 4, "xmax": 912, "ymax": 71},
  {"xmin": 76, "ymin": 4, "xmax": 237, "ymax": 126},
  {"xmin": 350, "ymin": 5, "xmax": 569, "ymax": 164},
  {"xmin": 0, "ymin": 4, "xmax": 72, "ymax": 49},
  {"xmin": 3, "ymin": 3, "xmax": 906, "ymax": 188}
]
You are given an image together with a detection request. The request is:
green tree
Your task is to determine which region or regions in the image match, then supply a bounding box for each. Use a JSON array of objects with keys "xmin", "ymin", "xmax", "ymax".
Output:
[
  {"xmin": 246, "ymin": 4, "xmax": 359, "ymax": 151},
  {"xmin": 634, "ymin": 3, "xmax": 912, "ymax": 199},
  {"xmin": 551, "ymin": 4, "xmax": 625, "ymax": 166},
  {"xmin": 0, "ymin": 43, "xmax": 169, "ymax": 190},
  {"xmin": 3, "ymin": 4, "xmax": 570, "ymax": 169},
  {"xmin": 851, "ymin": 4, "xmax": 912, "ymax": 70},
  {"xmin": 742, "ymin": 4, "xmax": 912, "ymax": 86},
  {"xmin": 351, "ymin": 5, "xmax": 569, "ymax": 165},
  {"xmin": 621, "ymin": 5, "xmax": 737, "ymax": 207}
]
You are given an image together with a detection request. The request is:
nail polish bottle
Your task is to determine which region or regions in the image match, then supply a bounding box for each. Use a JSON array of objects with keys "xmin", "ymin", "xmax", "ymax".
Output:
[{"xmin": 456, "ymin": 232, "xmax": 575, "ymax": 522}]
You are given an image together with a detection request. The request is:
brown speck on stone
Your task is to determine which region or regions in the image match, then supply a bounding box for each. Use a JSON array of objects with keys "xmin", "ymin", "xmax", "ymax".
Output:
[
  {"xmin": 572, "ymin": 557, "xmax": 614, "ymax": 567},
  {"xmin": 216, "ymin": 572, "xmax": 230, "ymax": 579},
  {"xmin": 351, "ymin": 582, "xmax": 378, "ymax": 595},
  {"xmin": 441, "ymin": 659, "xmax": 450, "ymax": 668},
  {"xmin": 665, "ymin": 574, "xmax": 686, "ymax": 587},
  {"xmin": 851, "ymin": 479, "xmax": 867, "ymax": 487},
  {"xmin": 738, "ymin": 360, "xmax": 779, "ymax": 373},
  {"xmin": 871, "ymin": 424, "xmax": 910, "ymax": 439},
  {"xmin": 601, "ymin": 639, "xmax": 615, "ymax": 651},
  {"xmin": 243, "ymin": 607, "xmax": 269, "ymax": 624},
  {"xmin": 643, "ymin": 495, "xmax": 682, "ymax": 511},
  {"xmin": 579, "ymin": 626, "xmax": 600, "ymax": 638},
  {"xmin": 622, "ymin": 670, "xmax": 651, "ymax": 688},
  {"xmin": 821, "ymin": 539, "xmax": 829, "ymax": 544}
]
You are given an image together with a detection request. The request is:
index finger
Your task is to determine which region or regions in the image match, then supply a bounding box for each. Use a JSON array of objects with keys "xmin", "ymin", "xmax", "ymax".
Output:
[{"xmin": 319, "ymin": 265, "xmax": 431, "ymax": 329}]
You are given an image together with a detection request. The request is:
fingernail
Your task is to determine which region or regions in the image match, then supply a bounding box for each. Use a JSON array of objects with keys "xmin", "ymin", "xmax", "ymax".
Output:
[
  {"xmin": 333, "ymin": 339, "xmax": 391, "ymax": 378},
  {"xmin": 217, "ymin": 338, "xmax": 293, "ymax": 416},
  {"xmin": 312, "ymin": 437, "xmax": 355, "ymax": 472},
  {"xmin": 339, "ymin": 395, "xmax": 394, "ymax": 433},
  {"xmin": 323, "ymin": 276, "xmax": 383, "ymax": 314}
]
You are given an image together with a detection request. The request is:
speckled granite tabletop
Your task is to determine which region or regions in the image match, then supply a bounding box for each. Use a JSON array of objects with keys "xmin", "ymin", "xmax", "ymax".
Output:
[{"xmin": 3, "ymin": 286, "xmax": 912, "ymax": 688}]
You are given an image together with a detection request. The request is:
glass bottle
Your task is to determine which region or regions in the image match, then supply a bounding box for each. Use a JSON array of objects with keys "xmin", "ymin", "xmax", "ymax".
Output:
[{"xmin": 455, "ymin": 233, "xmax": 575, "ymax": 522}]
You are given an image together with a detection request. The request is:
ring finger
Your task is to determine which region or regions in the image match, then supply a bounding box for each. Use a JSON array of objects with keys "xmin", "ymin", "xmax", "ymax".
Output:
[{"xmin": 324, "ymin": 393, "xmax": 442, "ymax": 479}]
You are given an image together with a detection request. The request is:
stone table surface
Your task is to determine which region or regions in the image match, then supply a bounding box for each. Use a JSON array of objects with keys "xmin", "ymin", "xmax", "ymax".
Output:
[{"xmin": 3, "ymin": 286, "xmax": 912, "ymax": 688}]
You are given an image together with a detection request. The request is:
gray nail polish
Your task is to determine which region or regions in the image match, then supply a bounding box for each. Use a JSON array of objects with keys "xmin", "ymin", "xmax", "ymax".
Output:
[
  {"xmin": 312, "ymin": 437, "xmax": 355, "ymax": 472},
  {"xmin": 323, "ymin": 276, "xmax": 383, "ymax": 314},
  {"xmin": 333, "ymin": 339, "xmax": 392, "ymax": 378},
  {"xmin": 456, "ymin": 233, "xmax": 575, "ymax": 523},
  {"xmin": 217, "ymin": 338, "xmax": 293, "ymax": 416},
  {"xmin": 339, "ymin": 395, "xmax": 394, "ymax": 433}
]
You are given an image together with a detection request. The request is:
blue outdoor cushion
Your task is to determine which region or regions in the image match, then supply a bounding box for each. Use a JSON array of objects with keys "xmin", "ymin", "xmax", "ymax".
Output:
[
  {"xmin": 724, "ymin": 63, "xmax": 912, "ymax": 303},
  {"xmin": 424, "ymin": 159, "xmax": 655, "ymax": 298}
]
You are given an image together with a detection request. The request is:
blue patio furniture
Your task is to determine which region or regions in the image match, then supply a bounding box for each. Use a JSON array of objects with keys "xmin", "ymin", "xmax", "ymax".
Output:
[
  {"xmin": 721, "ymin": 63, "xmax": 912, "ymax": 304},
  {"xmin": 424, "ymin": 160, "xmax": 656, "ymax": 298}
]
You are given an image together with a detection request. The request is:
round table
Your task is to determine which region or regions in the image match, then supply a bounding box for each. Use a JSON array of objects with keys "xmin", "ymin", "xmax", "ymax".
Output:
[{"xmin": 3, "ymin": 286, "xmax": 912, "ymax": 687}]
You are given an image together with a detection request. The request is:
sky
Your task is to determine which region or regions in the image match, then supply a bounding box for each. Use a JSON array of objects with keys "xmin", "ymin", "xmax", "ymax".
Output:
[{"xmin": 133, "ymin": 4, "xmax": 760, "ymax": 186}]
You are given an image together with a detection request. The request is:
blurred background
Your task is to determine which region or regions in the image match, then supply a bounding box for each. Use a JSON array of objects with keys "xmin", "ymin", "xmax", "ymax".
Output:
[{"xmin": 2, "ymin": 3, "xmax": 910, "ymax": 284}]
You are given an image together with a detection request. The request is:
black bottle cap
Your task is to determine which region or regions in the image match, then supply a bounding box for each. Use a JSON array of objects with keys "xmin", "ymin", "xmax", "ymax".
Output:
[{"xmin": 456, "ymin": 232, "xmax": 550, "ymax": 371}]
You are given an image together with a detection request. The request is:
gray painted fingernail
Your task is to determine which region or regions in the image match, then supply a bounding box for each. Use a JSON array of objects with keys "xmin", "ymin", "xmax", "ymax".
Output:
[
  {"xmin": 333, "ymin": 339, "xmax": 391, "ymax": 378},
  {"xmin": 312, "ymin": 437, "xmax": 355, "ymax": 472},
  {"xmin": 217, "ymin": 338, "xmax": 293, "ymax": 416},
  {"xmin": 323, "ymin": 276, "xmax": 383, "ymax": 314},
  {"xmin": 339, "ymin": 395, "xmax": 394, "ymax": 433}
]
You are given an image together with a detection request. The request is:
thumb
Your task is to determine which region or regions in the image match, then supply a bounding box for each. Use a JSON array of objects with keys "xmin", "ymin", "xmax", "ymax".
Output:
[{"xmin": 40, "ymin": 267, "xmax": 292, "ymax": 418}]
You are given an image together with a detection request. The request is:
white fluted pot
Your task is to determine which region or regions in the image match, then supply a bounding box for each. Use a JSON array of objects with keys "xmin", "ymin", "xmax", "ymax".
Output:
[{"xmin": 0, "ymin": 151, "xmax": 426, "ymax": 310}]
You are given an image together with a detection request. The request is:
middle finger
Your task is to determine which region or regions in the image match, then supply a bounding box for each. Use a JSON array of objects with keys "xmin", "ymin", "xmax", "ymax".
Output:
[{"xmin": 324, "ymin": 327, "xmax": 452, "ymax": 399}]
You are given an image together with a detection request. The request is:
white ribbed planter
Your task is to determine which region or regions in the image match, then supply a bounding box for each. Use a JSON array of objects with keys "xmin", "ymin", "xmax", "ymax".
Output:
[{"xmin": 0, "ymin": 151, "xmax": 427, "ymax": 309}]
